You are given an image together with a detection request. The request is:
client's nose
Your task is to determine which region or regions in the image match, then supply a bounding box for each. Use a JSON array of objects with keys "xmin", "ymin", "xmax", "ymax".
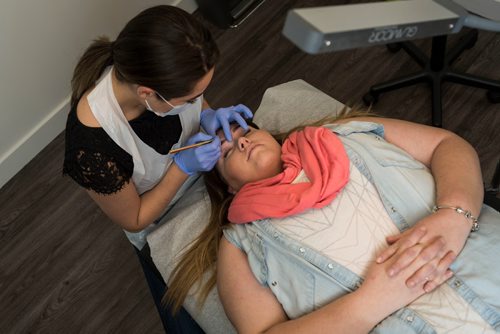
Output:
[{"xmin": 237, "ymin": 137, "xmax": 251, "ymax": 151}]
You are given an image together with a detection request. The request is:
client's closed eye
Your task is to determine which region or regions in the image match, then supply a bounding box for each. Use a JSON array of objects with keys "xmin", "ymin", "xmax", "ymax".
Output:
[
  {"xmin": 224, "ymin": 129, "xmax": 254, "ymax": 157},
  {"xmin": 218, "ymin": 124, "xmax": 252, "ymax": 160},
  {"xmin": 221, "ymin": 141, "xmax": 234, "ymax": 158}
]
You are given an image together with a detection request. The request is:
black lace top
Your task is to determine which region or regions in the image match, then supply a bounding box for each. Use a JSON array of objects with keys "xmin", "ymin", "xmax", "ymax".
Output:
[{"xmin": 63, "ymin": 106, "xmax": 182, "ymax": 194}]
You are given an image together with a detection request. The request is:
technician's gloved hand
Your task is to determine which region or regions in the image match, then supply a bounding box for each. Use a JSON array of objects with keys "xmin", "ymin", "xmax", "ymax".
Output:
[
  {"xmin": 173, "ymin": 133, "xmax": 221, "ymax": 175},
  {"xmin": 200, "ymin": 104, "xmax": 253, "ymax": 141}
]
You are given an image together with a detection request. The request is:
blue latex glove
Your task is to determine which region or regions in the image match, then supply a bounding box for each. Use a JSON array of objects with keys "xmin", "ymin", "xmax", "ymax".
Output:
[
  {"xmin": 200, "ymin": 104, "xmax": 253, "ymax": 141},
  {"xmin": 173, "ymin": 133, "xmax": 221, "ymax": 175}
]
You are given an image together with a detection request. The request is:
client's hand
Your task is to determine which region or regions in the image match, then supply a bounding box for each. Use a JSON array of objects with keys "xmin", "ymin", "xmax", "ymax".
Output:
[
  {"xmin": 200, "ymin": 104, "xmax": 253, "ymax": 141},
  {"xmin": 359, "ymin": 228, "xmax": 455, "ymax": 322},
  {"xmin": 376, "ymin": 210, "xmax": 468, "ymax": 291},
  {"xmin": 173, "ymin": 133, "xmax": 221, "ymax": 175}
]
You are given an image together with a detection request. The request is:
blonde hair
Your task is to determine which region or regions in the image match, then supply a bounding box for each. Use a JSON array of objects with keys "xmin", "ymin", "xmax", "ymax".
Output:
[{"xmin": 164, "ymin": 105, "xmax": 375, "ymax": 313}]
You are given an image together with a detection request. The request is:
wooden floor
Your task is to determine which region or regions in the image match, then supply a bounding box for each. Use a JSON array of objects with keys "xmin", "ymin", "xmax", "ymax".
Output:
[{"xmin": 1, "ymin": 1, "xmax": 499, "ymax": 333}]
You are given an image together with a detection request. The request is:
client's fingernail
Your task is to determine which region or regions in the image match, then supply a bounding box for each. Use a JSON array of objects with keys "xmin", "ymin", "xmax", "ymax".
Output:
[
  {"xmin": 408, "ymin": 280, "xmax": 416, "ymax": 287},
  {"xmin": 376, "ymin": 257, "xmax": 382, "ymax": 263},
  {"xmin": 388, "ymin": 269, "xmax": 395, "ymax": 277}
]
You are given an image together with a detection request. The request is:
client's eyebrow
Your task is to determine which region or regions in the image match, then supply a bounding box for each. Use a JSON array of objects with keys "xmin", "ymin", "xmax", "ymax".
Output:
[{"xmin": 218, "ymin": 123, "xmax": 250, "ymax": 145}]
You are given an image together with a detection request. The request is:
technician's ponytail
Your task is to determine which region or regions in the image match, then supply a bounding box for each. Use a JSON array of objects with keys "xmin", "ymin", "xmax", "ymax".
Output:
[
  {"xmin": 71, "ymin": 36, "xmax": 113, "ymax": 106},
  {"xmin": 70, "ymin": 6, "xmax": 219, "ymax": 109}
]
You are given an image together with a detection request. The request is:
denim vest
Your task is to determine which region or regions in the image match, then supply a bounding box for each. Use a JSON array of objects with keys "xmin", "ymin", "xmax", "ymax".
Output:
[{"xmin": 224, "ymin": 121, "xmax": 500, "ymax": 333}]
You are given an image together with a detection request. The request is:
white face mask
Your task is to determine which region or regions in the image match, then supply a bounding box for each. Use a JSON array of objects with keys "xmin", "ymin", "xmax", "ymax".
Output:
[{"xmin": 145, "ymin": 92, "xmax": 193, "ymax": 117}]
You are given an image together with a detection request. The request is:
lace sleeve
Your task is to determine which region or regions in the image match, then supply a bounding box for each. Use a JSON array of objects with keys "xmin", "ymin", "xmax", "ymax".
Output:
[{"xmin": 63, "ymin": 148, "xmax": 133, "ymax": 195}]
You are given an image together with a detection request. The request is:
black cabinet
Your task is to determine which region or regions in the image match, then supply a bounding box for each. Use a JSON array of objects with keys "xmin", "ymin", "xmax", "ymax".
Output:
[{"xmin": 196, "ymin": 0, "xmax": 266, "ymax": 28}]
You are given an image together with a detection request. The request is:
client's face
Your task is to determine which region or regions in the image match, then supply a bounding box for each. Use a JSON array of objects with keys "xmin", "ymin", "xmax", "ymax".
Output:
[{"xmin": 216, "ymin": 124, "xmax": 282, "ymax": 192}]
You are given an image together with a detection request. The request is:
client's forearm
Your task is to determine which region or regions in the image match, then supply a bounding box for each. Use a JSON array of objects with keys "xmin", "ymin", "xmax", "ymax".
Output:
[
  {"xmin": 371, "ymin": 122, "xmax": 481, "ymax": 283},
  {"xmin": 260, "ymin": 256, "xmax": 434, "ymax": 333},
  {"xmin": 219, "ymin": 238, "xmax": 398, "ymax": 333},
  {"xmin": 262, "ymin": 289, "xmax": 389, "ymax": 334},
  {"xmin": 430, "ymin": 134, "xmax": 483, "ymax": 219}
]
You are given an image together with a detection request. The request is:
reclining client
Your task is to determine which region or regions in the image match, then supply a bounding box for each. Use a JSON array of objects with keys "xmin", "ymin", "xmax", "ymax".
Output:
[{"xmin": 166, "ymin": 109, "xmax": 500, "ymax": 333}]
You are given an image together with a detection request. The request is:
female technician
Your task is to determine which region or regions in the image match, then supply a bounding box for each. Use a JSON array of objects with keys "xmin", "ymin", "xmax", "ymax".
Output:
[{"xmin": 63, "ymin": 5, "xmax": 252, "ymax": 249}]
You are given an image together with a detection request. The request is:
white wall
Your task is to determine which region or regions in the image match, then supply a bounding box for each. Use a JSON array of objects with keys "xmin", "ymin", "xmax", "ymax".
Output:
[{"xmin": 0, "ymin": 0, "xmax": 197, "ymax": 189}]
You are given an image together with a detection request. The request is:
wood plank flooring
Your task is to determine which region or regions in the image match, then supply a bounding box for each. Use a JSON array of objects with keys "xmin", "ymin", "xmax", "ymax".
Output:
[{"xmin": 1, "ymin": 1, "xmax": 499, "ymax": 333}]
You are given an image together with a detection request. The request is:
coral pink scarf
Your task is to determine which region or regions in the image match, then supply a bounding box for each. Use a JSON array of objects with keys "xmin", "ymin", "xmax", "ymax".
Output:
[{"xmin": 228, "ymin": 126, "xmax": 349, "ymax": 224}]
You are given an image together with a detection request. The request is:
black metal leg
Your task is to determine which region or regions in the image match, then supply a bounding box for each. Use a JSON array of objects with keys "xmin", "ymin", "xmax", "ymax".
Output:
[
  {"xmin": 491, "ymin": 159, "xmax": 500, "ymax": 192},
  {"xmin": 363, "ymin": 72, "xmax": 428, "ymax": 106},
  {"xmin": 369, "ymin": 72, "xmax": 428, "ymax": 95},
  {"xmin": 400, "ymin": 41, "xmax": 429, "ymax": 67},
  {"xmin": 431, "ymin": 77, "xmax": 443, "ymax": 127},
  {"xmin": 364, "ymin": 29, "xmax": 498, "ymax": 127},
  {"xmin": 484, "ymin": 158, "xmax": 500, "ymax": 212},
  {"xmin": 487, "ymin": 90, "xmax": 500, "ymax": 103},
  {"xmin": 430, "ymin": 35, "xmax": 447, "ymax": 72},
  {"xmin": 446, "ymin": 29, "xmax": 478, "ymax": 65},
  {"xmin": 445, "ymin": 71, "xmax": 500, "ymax": 91}
]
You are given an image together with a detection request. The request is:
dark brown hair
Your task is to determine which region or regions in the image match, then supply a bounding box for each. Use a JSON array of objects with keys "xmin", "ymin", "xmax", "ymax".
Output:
[{"xmin": 71, "ymin": 5, "xmax": 219, "ymax": 106}]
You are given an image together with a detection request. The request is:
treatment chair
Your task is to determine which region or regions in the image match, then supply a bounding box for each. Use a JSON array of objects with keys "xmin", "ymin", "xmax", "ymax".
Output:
[{"xmin": 139, "ymin": 80, "xmax": 500, "ymax": 333}]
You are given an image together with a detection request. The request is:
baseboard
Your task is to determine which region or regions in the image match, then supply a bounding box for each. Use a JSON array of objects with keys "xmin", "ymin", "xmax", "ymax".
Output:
[{"xmin": 0, "ymin": 97, "xmax": 70, "ymax": 190}]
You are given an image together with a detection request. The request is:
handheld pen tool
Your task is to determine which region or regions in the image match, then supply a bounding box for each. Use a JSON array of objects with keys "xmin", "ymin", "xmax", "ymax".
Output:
[{"xmin": 168, "ymin": 139, "xmax": 214, "ymax": 154}]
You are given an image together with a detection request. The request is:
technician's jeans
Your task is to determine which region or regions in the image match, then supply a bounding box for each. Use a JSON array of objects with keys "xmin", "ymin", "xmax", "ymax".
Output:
[{"xmin": 135, "ymin": 246, "xmax": 204, "ymax": 334}]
